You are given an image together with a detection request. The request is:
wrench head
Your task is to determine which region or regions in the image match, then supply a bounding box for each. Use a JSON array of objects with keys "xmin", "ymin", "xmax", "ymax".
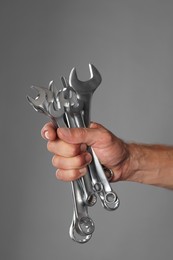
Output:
[
  {"xmin": 26, "ymin": 85, "xmax": 47, "ymax": 114},
  {"xmin": 59, "ymin": 86, "xmax": 84, "ymax": 112},
  {"xmin": 48, "ymin": 90, "xmax": 64, "ymax": 116},
  {"xmin": 69, "ymin": 64, "xmax": 102, "ymax": 94},
  {"xmin": 48, "ymin": 80, "xmax": 61, "ymax": 100}
]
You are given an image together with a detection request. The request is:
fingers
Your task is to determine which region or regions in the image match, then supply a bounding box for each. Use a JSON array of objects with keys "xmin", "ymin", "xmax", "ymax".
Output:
[
  {"xmin": 52, "ymin": 152, "xmax": 92, "ymax": 171},
  {"xmin": 47, "ymin": 139, "xmax": 87, "ymax": 157},
  {"xmin": 47, "ymin": 138, "xmax": 92, "ymax": 181},
  {"xmin": 41, "ymin": 122, "xmax": 57, "ymax": 141},
  {"xmin": 41, "ymin": 122, "xmax": 116, "ymax": 182},
  {"xmin": 55, "ymin": 168, "xmax": 88, "ymax": 182},
  {"xmin": 41, "ymin": 123, "xmax": 92, "ymax": 181}
]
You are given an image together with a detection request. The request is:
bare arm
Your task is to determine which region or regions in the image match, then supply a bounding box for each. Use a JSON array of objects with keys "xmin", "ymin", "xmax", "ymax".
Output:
[{"xmin": 127, "ymin": 143, "xmax": 173, "ymax": 189}]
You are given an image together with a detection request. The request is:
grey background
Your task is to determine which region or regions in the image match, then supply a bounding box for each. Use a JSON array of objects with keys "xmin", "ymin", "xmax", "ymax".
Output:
[{"xmin": 1, "ymin": 0, "xmax": 173, "ymax": 259}]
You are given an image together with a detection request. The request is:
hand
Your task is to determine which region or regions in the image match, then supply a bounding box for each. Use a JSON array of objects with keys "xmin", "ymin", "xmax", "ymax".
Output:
[{"xmin": 41, "ymin": 122, "xmax": 130, "ymax": 182}]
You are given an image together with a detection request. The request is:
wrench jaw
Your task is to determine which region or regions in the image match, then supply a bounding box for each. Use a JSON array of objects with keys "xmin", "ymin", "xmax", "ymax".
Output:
[
  {"xmin": 26, "ymin": 95, "xmax": 44, "ymax": 114},
  {"xmin": 69, "ymin": 64, "xmax": 102, "ymax": 93},
  {"xmin": 27, "ymin": 85, "xmax": 55, "ymax": 115},
  {"xmin": 26, "ymin": 85, "xmax": 47, "ymax": 114},
  {"xmin": 69, "ymin": 64, "xmax": 102, "ymax": 127},
  {"xmin": 48, "ymin": 80, "xmax": 61, "ymax": 102}
]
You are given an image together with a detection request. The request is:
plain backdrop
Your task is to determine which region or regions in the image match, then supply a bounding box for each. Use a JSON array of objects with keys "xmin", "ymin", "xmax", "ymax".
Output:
[{"xmin": 1, "ymin": 0, "xmax": 173, "ymax": 259}]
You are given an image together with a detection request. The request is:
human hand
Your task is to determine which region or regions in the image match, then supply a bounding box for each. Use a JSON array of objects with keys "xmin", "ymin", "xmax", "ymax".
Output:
[{"xmin": 41, "ymin": 122, "xmax": 130, "ymax": 182}]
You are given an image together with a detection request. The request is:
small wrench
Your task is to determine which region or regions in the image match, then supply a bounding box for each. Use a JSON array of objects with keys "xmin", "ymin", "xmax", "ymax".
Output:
[{"xmin": 48, "ymin": 90, "xmax": 96, "ymax": 241}]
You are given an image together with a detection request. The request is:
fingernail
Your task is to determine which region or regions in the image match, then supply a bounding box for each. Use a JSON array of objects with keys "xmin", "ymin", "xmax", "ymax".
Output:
[
  {"xmin": 44, "ymin": 131, "xmax": 50, "ymax": 140},
  {"xmin": 55, "ymin": 169, "xmax": 62, "ymax": 179},
  {"xmin": 80, "ymin": 143, "xmax": 87, "ymax": 152},
  {"xmin": 85, "ymin": 153, "xmax": 92, "ymax": 163},
  {"xmin": 79, "ymin": 167, "xmax": 87, "ymax": 176}
]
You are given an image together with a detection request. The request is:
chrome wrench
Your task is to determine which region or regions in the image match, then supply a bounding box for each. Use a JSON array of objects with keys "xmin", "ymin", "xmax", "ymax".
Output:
[
  {"xmin": 69, "ymin": 64, "xmax": 120, "ymax": 210},
  {"xmin": 49, "ymin": 90, "xmax": 96, "ymax": 242}
]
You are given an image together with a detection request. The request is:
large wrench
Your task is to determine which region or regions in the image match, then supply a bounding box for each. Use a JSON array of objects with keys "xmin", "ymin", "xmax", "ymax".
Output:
[
  {"xmin": 69, "ymin": 64, "xmax": 120, "ymax": 210},
  {"xmin": 69, "ymin": 64, "xmax": 102, "ymax": 127}
]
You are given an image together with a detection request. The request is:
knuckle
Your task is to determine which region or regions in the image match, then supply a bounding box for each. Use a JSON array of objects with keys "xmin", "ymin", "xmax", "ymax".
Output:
[
  {"xmin": 79, "ymin": 128, "xmax": 88, "ymax": 139},
  {"xmin": 69, "ymin": 144, "xmax": 80, "ymax": 157},
  {"xmin": 72, "ymin": 128, "xmax": 88, "ymax": 141},
  {"xmin": 56, "ymin": 169, "xmax": 79, "ymax": 181},
  {"xmin": 47, "ymin": 141, "xmax": 52, "ymax": 152},
  {"xmin": 52, "ymin": 155, "xmax": 58, "ymax": 167},
  {"xmin": 68, "ymin": 170, "xmax": 79, "ymax": 180},
  {"xmin": 75, "ymin": 154, "xmax": 87, "ymax": 168}
]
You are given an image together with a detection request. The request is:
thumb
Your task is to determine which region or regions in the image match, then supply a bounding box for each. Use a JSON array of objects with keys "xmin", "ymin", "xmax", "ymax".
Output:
[{"xmin": 57, "ymin": 126, "xmax": 102, "ymax": 146}]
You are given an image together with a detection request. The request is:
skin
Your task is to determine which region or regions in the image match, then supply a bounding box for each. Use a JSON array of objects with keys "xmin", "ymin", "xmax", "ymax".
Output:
[{"xmin": 41, "ymin": 122, "xmax": 173, "ymax": 190}]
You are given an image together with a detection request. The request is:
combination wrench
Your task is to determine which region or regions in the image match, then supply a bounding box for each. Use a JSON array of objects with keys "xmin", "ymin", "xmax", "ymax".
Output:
[{"xmin": 68, "ymin": 65, "xmax": 119, "ymax": 210}]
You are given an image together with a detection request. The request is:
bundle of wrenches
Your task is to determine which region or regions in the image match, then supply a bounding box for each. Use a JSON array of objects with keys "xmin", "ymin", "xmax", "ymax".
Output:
[{"xmin": 27, "ymin": 64, "xmax": 119, "ymax": 243}]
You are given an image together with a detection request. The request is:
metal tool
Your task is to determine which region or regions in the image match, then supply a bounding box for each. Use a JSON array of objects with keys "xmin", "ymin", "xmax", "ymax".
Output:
[
  {"xmin": 59, "ymin": 78, "xmax": 97, "ymax": 208},
  {"xmin": 60, "ymin": 83, "xmax": 119, "ymax": 210},
  {"xmin": 27, "ymin": 84, "xmax": 95, "ymax": 243},
  {"xmin": 52, "ymin": 90, "xmax": 95, "ymax": 242},
  {"xmin": 69, "ymin": 64, "xmax": 102, "ymax": 127},
  {"xmin": 69, "ymin": 180, "xmax": 95, "ymax": 243},
  {"xmin": 68, "ymin": 65, "xmax": 119, "ymax": 210}
]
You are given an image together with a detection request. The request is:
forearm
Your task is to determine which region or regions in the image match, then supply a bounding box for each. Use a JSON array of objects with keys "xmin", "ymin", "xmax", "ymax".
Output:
[{"xmin": 126, "ymin": 143, "xmax": 173, "ymax": 189}]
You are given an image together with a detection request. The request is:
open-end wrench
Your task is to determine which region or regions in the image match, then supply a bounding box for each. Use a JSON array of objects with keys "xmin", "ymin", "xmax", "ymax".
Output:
[
  {"xmin": 27, "ymin": 85, "xmax": 54, "ymax": 115},
  {"xmin": 68, "ymin": 65, "xmax": 120, "ymax": 210},
  {"xmin": 26, "ymin": 84, "xmax": 65, "ymax": 129},
  {"xmin": 69, "ymin": 64, "xmax": 102, "ymax": 127}
]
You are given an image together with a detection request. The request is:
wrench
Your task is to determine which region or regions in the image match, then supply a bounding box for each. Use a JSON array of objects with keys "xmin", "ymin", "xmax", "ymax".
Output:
[
  {"xmin": 58, "ymin": 87, "xmax": 97, "ymax": 207},
  {"xmin": 27, "ymin": 86, "xmax": 95, "ymax": 242},
  {"xmin": 48, "ymin": 90, "xmax": 96, "ymax": 241},
  {"xmin": 27, "ymin": 85, "xmax": 54, "ymax": 115},
  {"xmin": 69, "ymin": 180, "xmax": 94, "ymax": 244},
  {"xmin": 26, "ymin": 85, "xmax": 62, "ymax": 128},
  {"xmin": 69, "ymin": 64, "xmax": 102, "ymax": 127},
  {"xmin": 68, "ymin": 64, "xmax": 120, "ymax": 210}
]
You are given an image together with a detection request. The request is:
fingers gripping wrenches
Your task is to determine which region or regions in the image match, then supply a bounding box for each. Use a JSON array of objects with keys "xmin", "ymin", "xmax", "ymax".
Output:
[{"xmin": 27, "ymin": 64, "xmax": 120, "ymax": 243}]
